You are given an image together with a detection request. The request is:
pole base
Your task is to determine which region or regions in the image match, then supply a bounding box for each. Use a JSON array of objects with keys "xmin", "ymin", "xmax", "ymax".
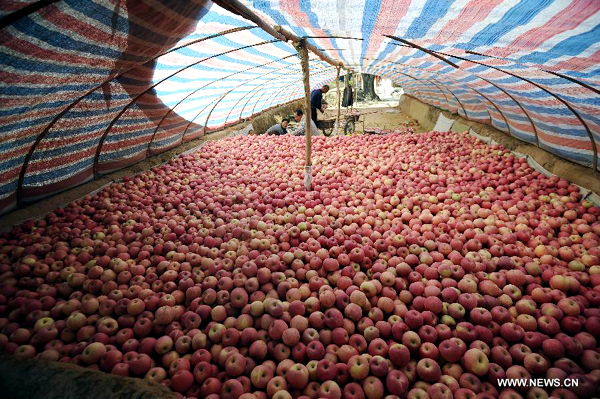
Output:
[{"xmin": 304, "ymin": 165, "xmax": 312, "ymax": 191}]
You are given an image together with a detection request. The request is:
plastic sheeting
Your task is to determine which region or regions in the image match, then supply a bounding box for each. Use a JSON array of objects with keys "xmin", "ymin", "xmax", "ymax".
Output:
[
  {"xmin": 433, "ymin": 113, "xmax": 455, "ymax": 132},
  {"xmin": 0, "ymin": 0, "xmax": 339, "ymax": 215},
  {"xmin": 241, "ymin": 0, "xmax": 600, "ymax": 171},
  {"xmin": 0, "ymin": 0, "xmax": 599, "ymax": 215}
]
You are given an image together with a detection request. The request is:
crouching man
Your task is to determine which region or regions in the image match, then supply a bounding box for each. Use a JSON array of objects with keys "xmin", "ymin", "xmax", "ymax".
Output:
[{"xmin": 289, "ymin": 109, "xmax": 321, "ymax": 136}]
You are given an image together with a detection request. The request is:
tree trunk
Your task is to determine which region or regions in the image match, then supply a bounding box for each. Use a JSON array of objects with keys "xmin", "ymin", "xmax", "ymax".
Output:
[{"xmin": 361, "ymin": 73, "xmax": 380, "ymax": 101}]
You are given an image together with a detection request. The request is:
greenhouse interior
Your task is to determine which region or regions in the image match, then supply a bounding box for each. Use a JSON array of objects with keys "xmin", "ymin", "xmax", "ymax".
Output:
[{"xmin": 0, "ymin": 0, "xmax": 599, "ymax": 398}]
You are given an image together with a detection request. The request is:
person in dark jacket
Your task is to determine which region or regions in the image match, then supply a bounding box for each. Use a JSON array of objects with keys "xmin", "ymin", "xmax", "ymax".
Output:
[
  {"xmin": 310, "ymin": 85, "xmax": 329, "ymax": 124},
  {"xmin": 265, "ymin": 118, "xmax": 289, "ymax": 135}
]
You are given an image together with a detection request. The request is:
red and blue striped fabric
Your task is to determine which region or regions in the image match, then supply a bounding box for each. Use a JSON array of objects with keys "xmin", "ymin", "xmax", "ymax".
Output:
[
  {"xmin": 0, "ymin": 0, "xmax": 339, "ymax": 215},
  {"xmin": 240, "ymin": 0, "xmax": 600, "ymax": 170},
  {"xmin": 1, "ymin": 0, "xmax": 599, "ymax": 215}
]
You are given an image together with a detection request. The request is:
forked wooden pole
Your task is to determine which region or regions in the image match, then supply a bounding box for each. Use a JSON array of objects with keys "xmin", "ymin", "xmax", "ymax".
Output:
[
  {"xmin": 296, "ymin": 39, "xmax": 312, "ymax": 190},
  {"xmin": 335, "ymin": 66, "xmax": 341, "ymax": 135}
]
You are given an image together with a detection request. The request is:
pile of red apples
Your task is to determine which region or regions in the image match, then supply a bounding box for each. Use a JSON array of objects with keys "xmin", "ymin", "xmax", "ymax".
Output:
[{"xmin": 0, "ymin": 131, "xmax": 599, "ymax": 399}]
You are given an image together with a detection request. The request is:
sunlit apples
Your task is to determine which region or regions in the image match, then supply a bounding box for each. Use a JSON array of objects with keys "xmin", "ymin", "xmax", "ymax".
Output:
[{"xmin": 0, "ymin": 131, "xmax": 598, "ymax": 398}]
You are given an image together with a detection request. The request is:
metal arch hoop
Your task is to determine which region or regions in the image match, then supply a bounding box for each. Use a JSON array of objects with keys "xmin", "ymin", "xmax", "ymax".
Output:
[
  {"xmin": 266, "ymin": 68, "xmax": 335, "ymax": 111},
  {"xmin": 196, "ymin": 64, "xmax": 308, "ymax": 134},
  {"xmin": 362, "ymin": 58, "xmax": 541, "ymax": 148},
  {"xmin": 376, "ymin": 65, "xmax": 510, "ymax": 134},
  {"xmin": 179, "ymin": 65, "xmax": 325, "ymax": 136},
  {"xmin": 199, "ymin": 66, "xmax": 333, "ymax": 134},
  {"xmin": 92, "ymin": 39, "xmax": 280, "ymax": 177},
  {"xmin": 366, "ymin": 62, "xmax": 468, "ymax": 119},
  {"xmin": 421, "ymin": 48, "xmax": 597, "ymax": 169},
  {"xmin": 222, "ymin": 64, "xmax": 332, "ymax": 126},
  {"xmin": 145, "ymin": 55, "xmax": 297, "ymax": 155},
  {"xmin": 15, "ymin": 26, "xmax": 253, "ymax": 205}
]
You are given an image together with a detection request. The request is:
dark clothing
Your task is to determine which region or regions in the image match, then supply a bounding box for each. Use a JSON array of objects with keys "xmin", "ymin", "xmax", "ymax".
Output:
[
  {"xmin": 342, "ymin": 86, "xmax": 354, "ymax": 108},
  {"xmin": 265, "ymin": 123, "xmax": 287, "ymax": 136},
  {"xmin": 310, "ymin": 88, "xmax": 323, "ymax": 124}
]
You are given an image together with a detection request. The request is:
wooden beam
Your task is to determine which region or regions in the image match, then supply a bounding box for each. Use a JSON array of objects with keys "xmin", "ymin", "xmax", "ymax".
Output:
[
  {"xmin": 296, "ymin": 38, "xmax": 313, "ymax": 190},
  {"xmin": 274, "ymin": 25, "xmax": 344, "ymax": 68},
  {"xmin": 212, "ymin": 0, "xmax": 287, "ymax": 42},
  {"xmin": 213, "ymin": 0, "xmax": 343, "ymax": 69}
]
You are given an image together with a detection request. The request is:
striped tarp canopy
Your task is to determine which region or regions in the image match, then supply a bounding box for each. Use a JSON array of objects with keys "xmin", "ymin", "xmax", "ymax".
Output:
[
  {"xmin": 0, "ymin": 0, "xmax": 338, "ymax": 215},
  {"xmin": 0, "ymin": 0, "xmax": 599, "ymax": 215},
  {"xmin": 240, "ymin": 0, "xmax": 600, "ymax": 170}
]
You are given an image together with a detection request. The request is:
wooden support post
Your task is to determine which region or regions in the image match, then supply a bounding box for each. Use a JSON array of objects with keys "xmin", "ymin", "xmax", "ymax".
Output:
[
  {"xmin": 296, "ymin": 38, "xmax": 312, "ymax": 190},
  {"xmin": 335, "ymin": 66, "xmax": 341, "ymax": 135}
]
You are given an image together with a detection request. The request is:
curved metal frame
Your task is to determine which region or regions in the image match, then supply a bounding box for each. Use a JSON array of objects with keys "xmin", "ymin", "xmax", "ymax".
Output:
[
  {"xmin": 366, "ymin": 62, "xmax": 470, "ymax": 119},
  {"xmin": 92, "ymin": 39, "xmax": 280, "ymax": 177},
  {"xmin": 145, "ymin": 54, "xmax": 297, "ymax": 154},
  {"xmin": 263, "ymin": 68, "xmax": 334, "ymax": 111},
  {"xmin": 15, "ymin": 26, "xmax": 254, "ymax": 204},
  {"xmin": 181, "ymin": 71, "xmax": 298, "ymax": 137},
  {"xmin": 201, "ymin": 64, "xmax": 305, "ymax": 132},
  {"xmin": 325, "ymin": 40, "xmax": 596, "ymax": 164},
  {"xmin": 363, "ymin": 58, "xmax": 541, "ymax": 146},
  {"xmin": 224, "ymin": 64, "xmax": 337, "ymax": 124},
  {"xmin": 461, "ymin": 87, "xmax": 514, "ymax": 136},
  {"xmin": 9, "ymin": 9, "xmax": 600, "ymax": 212},
  {"xmin": 386, "ymin": 66, "xmax": 541, "ymax": 145},
  {"xmin": 406, "ymin": 70, "xmax": 513, "ymax": 133},
  {"xmin": 186, "ymin": 65, "xmax": 332, "ymax": 135},
  {"xmin": 181, "ymin": 62, "xmax": 320, "ymax": 139},
  {"xmin": 426, "ymin": 48, "xmax": 597, "ymax": 169},
  {"xmin": 224, "ymin": 67, "xmax": 333, "ymax": 127},
  {"xmin": 279, "ymin": 68, "xmax": 338, "ymax": 108},
  {"xmin": 221, "ymin": 64, "xmax": 328, "ymax": 126},
  {"xmin": 462, "ymin": 50, "xmax": 600, "ymax": 96},
  {"xmin": 365, "ymin": 59, "xmax": 470, "ymax": 118},
  {"xmin": 218, "ymin": 64, "xmax": 333, "ymax": 128},
  {"xmin": 380, "ymin": 67, "xmax": 504, "ymax": 132}
]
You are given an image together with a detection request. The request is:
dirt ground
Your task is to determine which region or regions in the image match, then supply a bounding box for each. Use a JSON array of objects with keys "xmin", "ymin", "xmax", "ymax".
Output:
[
  {"xmin": 322, "ymin": 104, "xmax": 422, "ymax": 133},
  {"xmin": 319, "ymin": 91, "xmax": 422, "ymax": 134}
]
